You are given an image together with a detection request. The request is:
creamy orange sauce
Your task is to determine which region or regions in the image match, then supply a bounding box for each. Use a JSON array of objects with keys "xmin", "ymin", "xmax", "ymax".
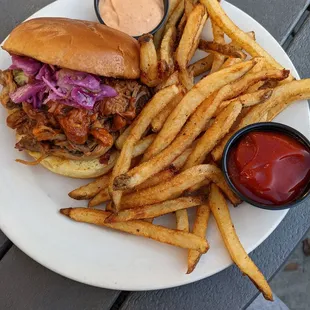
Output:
[{"xmin": 99, "ymin": 0, "xmax": 164, "ymax": 36}]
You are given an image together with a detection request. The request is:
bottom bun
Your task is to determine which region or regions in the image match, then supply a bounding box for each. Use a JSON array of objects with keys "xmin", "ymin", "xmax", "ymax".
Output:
[
  {"xmin": 28, "ymin": 150, "xmax": 119, "ymax": 179},
  {"xmin": 16, "ymin": 133, "xmax": 118, "ymax": 179}
]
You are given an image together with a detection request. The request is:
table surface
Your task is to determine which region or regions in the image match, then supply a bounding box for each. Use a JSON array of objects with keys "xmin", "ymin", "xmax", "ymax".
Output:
[{"xmin": 0, "ymin": 1, "xmax": 310, "ymax": 309}]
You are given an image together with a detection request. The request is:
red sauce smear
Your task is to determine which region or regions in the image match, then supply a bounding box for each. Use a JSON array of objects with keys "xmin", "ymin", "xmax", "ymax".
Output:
[{"xmin": 228, "ymin": 131, "xmax": 310, "ymax": 206}]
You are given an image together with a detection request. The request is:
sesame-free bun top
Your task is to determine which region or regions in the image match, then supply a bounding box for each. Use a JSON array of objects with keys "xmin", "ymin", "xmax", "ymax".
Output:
[{"xmin": 2, "ymin": 17, "xmax": 140, "ymax": 79}]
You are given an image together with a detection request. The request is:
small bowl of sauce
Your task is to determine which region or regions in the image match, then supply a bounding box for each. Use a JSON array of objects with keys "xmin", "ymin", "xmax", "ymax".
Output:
[
  {"xmin": 222, "ymin": 122, "xmax": 310, "ymax": 210},
  {"xmin": 94, "ymin": 0, "xmax": 169, "ymax": 38}
]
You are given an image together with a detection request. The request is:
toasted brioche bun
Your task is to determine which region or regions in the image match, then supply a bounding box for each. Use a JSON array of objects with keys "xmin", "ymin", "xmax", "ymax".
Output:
[
  {"xmin": 28, "ymin": 150, "xmax": 118, "ymax": 179},
  {"xmin": 3, "ymin": 17, "xmax": 140, "ymax": 79},
  {"xmin": 15, "ymin": 133, "xmax": 119, "ymax": 179}
]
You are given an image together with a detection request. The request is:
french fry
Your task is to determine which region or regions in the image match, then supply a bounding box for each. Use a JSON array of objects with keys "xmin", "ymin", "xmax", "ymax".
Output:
[
  {"xmin": 210, "ymin": 20, "xmax": 226, "ymax": 73},
  {"xmin": 154, "ymin": 0, "xmax": 180, "ymax": 48},
  {"xmin": 179, "ymin": 69, "xmax": 194, "ymax": 91},
  {"xmin": 185, "ymin": 0, "xmax": 194, "ymax": 17},
  {"xmin": 171, "ymin": 146, "xmax": 194, "ymax": 169},
  {"xmin": 176, "ymin": 209, "xmax": 190, "ymax": 232},
  {"xmin": 176, "ymin": 4, "xmax": 208, "ymax": 70},
  {"xmin": 132, "ymin": 134, "xmax": 156, "ymax": 157},
  {"xmin": 119, "ymin": 164, "xmax": 239, "ymax": 209},
  {"xmin": 220, "ymin": 57, "xmax": 242, "ymax": 69},
  {"xmin": 151, "ymin": 91, "xmax": 184, "ymax": 132},
  {"xmin": 120, "ymin": 64, "xmax": 285, "ymax": 189},
  {"xmin": 155, "ymin": 71, "xmax": 179, "ymax": 92},
  {"xmin": 160, "ymin": 26, "xmax": 177, "ymax": 75},
  {"xmin": 246, "ymin": 81, "xmax": 266, "ymax": 93},
  {"xmin": 183, "ymin": 102, "xmax": 242, "ymax": 169},
  {"xmin": 187, "ymin": 178, "xmax": 212, "ymax": 194},
  {"xmin": 176, "ymin": 13, "xmax": 187, "ymax": 41},
  {"xmin": 139, "ymin": 34, "xmax": 158, "ymax": 85},
  {"xmin": 135, "ymin": 166, "xmax": 178, "ymax": 191},
  {"xmin": 187, "ymin": 203, "xmax": 211, "ymax": 274},
  {"xmin": 215, "ymin": 89, "xmax": 273, "ymax": 116},
  {"xmin": 164, "ymin": 0, "xmax": 185, "ymax": 34},
  {"xmin": 200, "ymin": 0, "xmax": 282, "ymax": 70},
  {"xmin": 60, "ymin": 208, "xmax": 209, "ymax": 253},
  {"xmin": 142, "ymin": 60, "xmax": 255, "ymax": 162},
  {"xmin": 89, "ymin": 189, "xmax": 110, "ymax": 208},
  {"xmin": 212, "ymin": 79, "xmax": 310, "ymax": 161},
  {"xmin": 105, "ymin": 197, "xmax": 203, "ymax": 223},
  {"xmin": 229, "ymin": 31, "xmax": 256, "ymax": 50},
  {"xmin": 115, "ymin": 123, "xmax": 133, "ymax": 150},
  {"xmin": 199, "ymin": 40, "xmax": 246, "ymax": 59},
  {"xmin": 89, "ymin": 167, "xmax": 178, "ymax": 208},
  {"xmin": 188, "ymin": 54, "xmax": 213, "ymax": 77},
  {"xmin": 209, "ymin": 184, "xmax": 273, "ymax": 301},
  {"xmin": 105, "ymin": 201, "xmax": 114, "ymax": 212},
  {"xmin": 109, "ymin": 85, "xmax": 179, "ymax": 209},
  {"xmin": 69, "ymin": 174, "xmax": 111, "ymax": 200},
  {"xmin": 69, "ymin": 134, "xmax": 155, "ymax": 203}
]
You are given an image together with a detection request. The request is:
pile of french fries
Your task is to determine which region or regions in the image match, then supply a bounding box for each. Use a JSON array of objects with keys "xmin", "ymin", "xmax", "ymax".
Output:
[{"xmin": 61, "ymin": 0, "xmax": 310, "ymax": 301}]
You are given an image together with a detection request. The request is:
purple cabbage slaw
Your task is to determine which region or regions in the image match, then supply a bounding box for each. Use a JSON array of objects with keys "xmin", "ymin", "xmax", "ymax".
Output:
[{"xmin": 9, "ymin": 55, "xmax": 118, "ymax": 109}]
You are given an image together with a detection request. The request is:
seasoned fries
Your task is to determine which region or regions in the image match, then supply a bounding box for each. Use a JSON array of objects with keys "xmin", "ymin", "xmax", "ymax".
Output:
[
  {"xmin": 199, "ymin": 40, "xmax": 246, "ymax": 59},
  {"xmin": 69, "ymin": 174, "xmax": 110, "ymax": 200},
  {"xmin": 209, "ymin": 184, "xmax": 273, "ymax": 300},
  {"xmin": 176, "ymin": 4, "xmax": 208, "ymax": 70},
  {"xmin": 200, "ymin": 0, "xmax": 282, "ymax": 70},
  {"xmin": 65, "ymin": 0, "xmax": 310, "ymax": 285},
  {"xmin": 176, "ymin": 209, "xmax": 190, "ymax": 232},
  {"xmin": 89, "ymin": 188, "xmax": 110, "ymax": 208},
  {"xmin": 188, "ymin": 54, "xmax": 213, "ymax": 77},
  {"xmin": 153, "ymin": 0, "xmax": 180, "ymax": 48},
  {"xmin": 187, "ymin": 203, "xmax": 211, "ymax": 274},
  {"xmin": 212, "ymin": 79, "xmax": 310, "ymax": 161},
  {"xmin": 142, "ymin": 60, "xmax": 255, "ymax": 162},
  {"xmin": 151, "ymin": 91, "xmax": 184, "ymax": 132},
  {"xmin": 220, "ymin": 57, "xmax": 242, "ymax": 69},
  {"xmin": 88, "ymin": 167, "xmax": 178, "ymax": 208},
  {"xmin": 164, "ymin": 0, "xmax": 185, "ymax": 33},
  {"xmin": 185, "ymin": 0, "xmax": 194, "ymax": 18},
  {"xmin": 179, "ymin": 68, "xmax": 194, "ymax": 90},
  {"xmin": 160, "ymin": 26, "xmax": 177, "ymax": 75},
  {"xmin": 139, "ymin": 34, "xmax": 159, "ymax": 86},
  {"xmin": 215, "ymin": 88, "xmax": 273, "ymax": 116},
  {"xmin": 210, "ymin": 20, "xmax": 226, "ymax": 73},
  {"xmin": 105, "ymin": 197, "xmax": 202, "ymax": 223},
  {"xmin": 183, "ymin": 102, "xmax": 242, "ymax": 169},
  {"xmin": 119, "ymin": 165, "xmax": 239, "ymax": 209},
  {"xmin": 61, "ymin": 208, "xmax": 209, "ymax": 252},
  {"xmin": 117, "ymin": 64, "xmax": 286, "ymax": 189},
  {"xmin": 109, "ymin": 85, "xmax": 179, "ymax": 209},
  {"xmin": 155, "ymin": 71, "xmax": 179, "ymax": 92},
  {"xmin": 115, "ymin": 123, "xmax": 133, "ymax": 150}
]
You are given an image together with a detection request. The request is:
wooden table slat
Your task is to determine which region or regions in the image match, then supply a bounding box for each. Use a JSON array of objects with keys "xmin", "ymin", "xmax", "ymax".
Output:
[
  {"xmin": 287, "ymin": 15, "xmax": 310, "ymax": 79},
  {"xmin": 229, "ymin": 0, "xmax": 310, "ymax": 44},
  {"xmin": 120, "ymin": 198, "xmax": 310, "ymax": 310},
  {"xmin": 0, "ymin": 247, "xmax": 120, "ymax": 310}
]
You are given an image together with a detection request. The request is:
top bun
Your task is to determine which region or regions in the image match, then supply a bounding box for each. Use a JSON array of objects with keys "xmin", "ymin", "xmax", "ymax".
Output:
[{"xmin": 2, "ymin": 17, "xmax": 140, "ymax": 79}]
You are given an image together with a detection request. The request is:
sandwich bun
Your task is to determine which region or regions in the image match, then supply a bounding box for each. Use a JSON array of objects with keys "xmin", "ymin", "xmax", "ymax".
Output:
[
  {"xmin": 3, "ymin": 17, "xmax": 140, "ymax": 79},
  {"xmin": 16, "ymin": 133, "xmax": 119, "ymax": 179},
  {"xmin": 4, "ymin": 17, "xmax": 140, "ymax": 178}
]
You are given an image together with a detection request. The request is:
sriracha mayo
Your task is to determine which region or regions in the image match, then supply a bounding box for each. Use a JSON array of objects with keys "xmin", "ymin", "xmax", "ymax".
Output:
[{"xmin": 99, "ymin": 0, "xmax": 164, "ymax": 36}]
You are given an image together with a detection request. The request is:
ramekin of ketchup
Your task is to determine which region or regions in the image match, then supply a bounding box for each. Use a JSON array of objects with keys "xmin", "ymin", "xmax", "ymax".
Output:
[{"xmin": 222, "ymin": 123, "xmax": 310, "ymax": 210}]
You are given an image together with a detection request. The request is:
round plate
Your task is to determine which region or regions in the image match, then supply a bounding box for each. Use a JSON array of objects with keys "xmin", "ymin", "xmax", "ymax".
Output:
[{"xmin": 0, "ymin": 0, "xmax": 309, "ymax": 291}]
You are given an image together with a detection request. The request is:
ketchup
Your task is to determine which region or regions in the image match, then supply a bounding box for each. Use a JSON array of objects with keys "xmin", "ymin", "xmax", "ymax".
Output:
[{"xmin": 227, "ymin": 131, "xmax": 310, "ymax": 206}]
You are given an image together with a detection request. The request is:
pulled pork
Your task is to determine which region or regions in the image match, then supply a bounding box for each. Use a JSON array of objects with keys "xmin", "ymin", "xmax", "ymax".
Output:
[{"xmin": 1, "ymin": 70, "xmax": 151, "ymax": 160}]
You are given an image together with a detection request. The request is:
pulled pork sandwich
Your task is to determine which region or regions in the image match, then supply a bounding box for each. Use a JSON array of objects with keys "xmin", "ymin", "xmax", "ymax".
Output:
[{"xmin": 0, "ymin": 18, "xmax": 150, "ymax": 178}]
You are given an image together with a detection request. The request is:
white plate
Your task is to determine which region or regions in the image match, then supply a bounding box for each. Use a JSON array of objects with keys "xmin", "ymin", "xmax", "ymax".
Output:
[{"xmin": 0, "ymin": 0, "xmax": 309, "ymax": 291}]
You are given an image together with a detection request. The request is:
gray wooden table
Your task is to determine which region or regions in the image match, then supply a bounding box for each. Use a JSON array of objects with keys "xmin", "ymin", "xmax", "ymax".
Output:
[{"xmin": 0, "ymin": 1, "xmax": 310, "ymax": 309}]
